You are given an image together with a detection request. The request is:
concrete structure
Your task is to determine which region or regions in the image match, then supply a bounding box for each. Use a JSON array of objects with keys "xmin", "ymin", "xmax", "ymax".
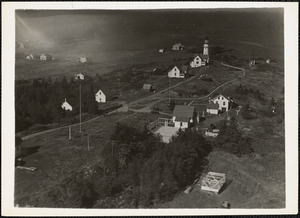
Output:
[
  {"xmin": 201, "ymin": 172, "xmax": 226, "ymax": 194},
  {"xmin": 172, "ymin": 105, "xmax": 195, "ymax": 129},
  {"xmin": 61, "ymin": 98, "xmax": 72, "ymax": 111},
  {"xmin": 206, "ymin": 103, "xmax": 219, "ymax": 115},
  {"xmin": 172, "ymin": 43, "xmax": 184, "ymax": 51},
  {"xmin": 168, "ymin": 66, "xmax": 185, "ymax": 78},
  {"xmin": 210, "ymin": 94, "xmax": 231, "ymax": 112},
  {"xmin": 142, "ymin": 84, "xmax": 153, "ymax": 92},
  {"xmin": 95, "ymin": 89, "xmax": 106, "ymax": 103}
]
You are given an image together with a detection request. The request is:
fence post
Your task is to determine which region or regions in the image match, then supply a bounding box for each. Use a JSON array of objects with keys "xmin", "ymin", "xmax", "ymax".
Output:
[{"xmin": 69, "ymin": 126, "xmax": 71, "ymax": 140}]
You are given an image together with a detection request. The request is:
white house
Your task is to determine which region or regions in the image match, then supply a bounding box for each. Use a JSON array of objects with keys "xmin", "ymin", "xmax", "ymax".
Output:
[
  {"xmin": 266, "ymin": 58, "xmax": 270, "ymax": 63},
  {"xmin": 26, "ymin": 54, "xmax": 34, "ymax": 60},
  {"xmin": 79, "ymin": 56, "xmax": 87, "ymax": 63},
  {"xmin": 40, "ymin": 53, "xmax": 53, "ymax": 61},
  {"xmin": 95, "ymin": 89, "xmax": 106, "ymax": 103},
  {"xmin": 210, "ymin": 94, "xmax": 231, "ymax": 112},
  {"xmin": 206, "ymin": 103, "xmax": 219, "ymax": 115},
  {"xmin": 172, "ymin": 105, "xmax": 195, "ymax": 129},
  {"xmin": 168, "ymin": 66, "xmax": 185, "ymax": 78},
  {"xmin": 61, "ymin": 98, "xmax": 72, "ymax": 111},
  {"xmin": 172, "ymin": 43, "xmax": 184, "ymax": 51},
  {"xmin": 74, "ymin": 73, "xmax": 85, "ymax": 80},
  {"xmin": 190, "ymin": 54, "xmax": 207, "ymax": 68}
]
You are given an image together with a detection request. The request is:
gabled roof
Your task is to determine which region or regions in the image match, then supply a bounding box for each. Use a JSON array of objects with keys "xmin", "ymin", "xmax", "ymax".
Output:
[
  {"xmin": 175, "ymin": 116, "xmax": 190, "ymax": 122},
  {"xmin": 206, "ymin": 103, "xmax": 219, "ymax": 110},
  {"xmin": 173, "ymin": 105, "xmax": 195, "ymax": 118},
  {"xmin": 143, "ymin": 84, "xmax": 152, "ymax": 90},
  {"xmin": 173, "ymin": 43, "xmax": 184, "ymax": 47},
  {"xmin": 95, "ymin": 89, "xmax": 105, "ymax": 95},
  {"xmin": 169, "ymin": 65, "xmax": 180, "ymax": 72},
  {"xmin": 211, "ymin": 94, "xmax": 229, "ymax": 101}
]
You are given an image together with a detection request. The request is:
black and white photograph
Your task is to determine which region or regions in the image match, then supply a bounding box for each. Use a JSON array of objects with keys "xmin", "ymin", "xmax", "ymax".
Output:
[{"xmin": 2, "ymin": 2, "xmax": 298, "ymax": 216}]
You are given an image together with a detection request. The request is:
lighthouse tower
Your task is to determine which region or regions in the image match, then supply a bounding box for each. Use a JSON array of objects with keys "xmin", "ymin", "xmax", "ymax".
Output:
[{"xmin": 203, "ymin": 37, "xmax": 209, "ymax": 55}]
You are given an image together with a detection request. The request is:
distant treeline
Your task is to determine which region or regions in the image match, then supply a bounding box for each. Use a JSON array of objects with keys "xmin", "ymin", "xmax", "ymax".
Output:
[{"xmin": 15, "ymin": 75, "xmax": 110, "ymax": 133}]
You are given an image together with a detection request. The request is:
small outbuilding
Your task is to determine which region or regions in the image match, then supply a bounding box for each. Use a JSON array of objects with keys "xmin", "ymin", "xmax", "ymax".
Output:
[
  {"xmin": 266, "ymin": 58, "xmax": 270, "ymax": 64},
  {"xmin": 206, "ymin": 103, "xmax": 219, "ymax": 115},
  {"xmin": 172, "ymin": 43, "xmax": 184, "ymax": 51},
  {"xmin": 61, "ymin": 98, "xmax": 72, "ymax": 111},
  {"xmin": 142, "ymin": 84, "xmax": 153, "ymax": 92},
  {"xmin": 159, "ymin": 49, "xmax": 166, "ymax": 53},
  {"xmin": 74, "ymin": 73, "xmax": 85, "ymax": 80}
]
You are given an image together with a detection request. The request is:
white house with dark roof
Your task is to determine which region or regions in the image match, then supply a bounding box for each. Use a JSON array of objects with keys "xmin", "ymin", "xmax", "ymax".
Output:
[
  {"xmin": 210, "ymin": 94, "xmax": 232, "ymax": 112},
  {"xmin": 172, "ymin": 105, "xmax": 195, "ymax": 129},
  {"xmin": 61, "ymin": 98, "xmax": 72, "ymax": 111},
  {"xmin": 74, "ymin": 73, "xmax": 85, "ymax": 80},
  {"xmin": 95, "ymin": 89, "xmax": 106, "ymax": 103},
  {"xmin": 168, "ymin": 66, "xmax": 185, "ymax": 78}
]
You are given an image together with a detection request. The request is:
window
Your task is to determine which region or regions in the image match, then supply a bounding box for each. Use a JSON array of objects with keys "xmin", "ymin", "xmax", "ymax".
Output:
[
  {"xmin": 174, "ymin": 68, "xmax": 177, "ymax": 71},
  {"xmin": 196, "ymin": 61, "xmax": 199, "ymax": 64},
  {"xmin": 222, "ymin": 97, "xmax": 224, "ymax": 100},
  {"xmin": 175, "ymin": 73, "xmax": 177, "ymax": 76},
  {"xmin": 223, "ymin": 102, "xmax": 225, "ymax": 106},
  {"xmin": 180, "ymin": 122, "xmax": 183, "ymax": 126}
]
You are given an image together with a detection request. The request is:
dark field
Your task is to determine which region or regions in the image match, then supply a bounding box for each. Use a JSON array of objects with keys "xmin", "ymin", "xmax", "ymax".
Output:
[{"xmin": 16, "ymin": 9, "xmax": 284, "ymax": 80}]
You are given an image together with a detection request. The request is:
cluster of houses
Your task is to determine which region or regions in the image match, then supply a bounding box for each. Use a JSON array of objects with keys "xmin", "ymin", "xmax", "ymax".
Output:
[
  {"xmin": 25, "ymin": 53, "xmax": 54, "ymax": 61},
  {"xmin": 61, "ymin": 73, "xmax": 107, "ymax": 112},
  {"xmin": 167, "ymin": 37, "xmax": 210, "ymax": 79}
]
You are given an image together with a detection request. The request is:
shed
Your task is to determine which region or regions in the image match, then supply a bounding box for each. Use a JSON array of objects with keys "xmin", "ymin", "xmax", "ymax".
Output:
[
  {"xmin": 61, "ymin": 98, "xmax": 72, "ymax": 111},
  {"xmin": 142, "ymin": 84, "xmax": 153, "ymax": 92},
  {"xmin": 206, "ymin": 103, "xmax": 219, "ymax": 115}
]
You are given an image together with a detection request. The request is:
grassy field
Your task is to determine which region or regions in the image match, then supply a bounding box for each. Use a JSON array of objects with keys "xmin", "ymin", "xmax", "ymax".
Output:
[{"xmin": 15, "ymin": 112, "xmax": 168, "ymax": 206}]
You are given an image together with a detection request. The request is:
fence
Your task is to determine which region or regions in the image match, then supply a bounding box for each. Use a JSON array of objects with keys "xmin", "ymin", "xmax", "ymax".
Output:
[{"xmin": 147, "ymin": 117, "xmax": 174, "ymax": 132}]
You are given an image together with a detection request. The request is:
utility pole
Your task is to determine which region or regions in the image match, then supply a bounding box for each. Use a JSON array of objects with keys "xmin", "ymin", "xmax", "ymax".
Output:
[
  {"xmin": 79, "ymin": 82, "xmax": 82, "ymax": 133},
  {"xmin": 168, "ymin": 77, "xmax": 170, "ymax": 103},
  {"xmin": 69, "ymin": 126, "xmax": 71, "ymax": 140},
  {"xmin": 87, "ymin": 134, "xmax": 90, "ymax": 151}
]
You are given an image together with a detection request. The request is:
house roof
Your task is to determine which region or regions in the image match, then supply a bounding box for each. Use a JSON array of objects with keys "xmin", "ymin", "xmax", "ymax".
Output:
[
  {"xmin": 206, "ymin": 103, "xmax": 219, "ymax": 110},
  {"xmin": 173, "ymin": 105, "xmax": 195, "ymax": 118},
  {"xmin": 169, "ymin": 65, "xmax": 180, "ymax": 72},
  {"xmin": 143, "ymin": 84, "xmax": 152, "ymax": 90},
  {"xmin": 211, "ymin": 94, "xmax": 229, "ymax": 102},
  {"xmin": 95, "ymin": 89, "xmax": 105, "ymax": 95},
  {"xmin": 173, "ymin": 43, "xmax": 184, "ymax": 47},
  {"xmin": 175, "ymin": 116, "xmax": 190, "ymax": 122}
]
